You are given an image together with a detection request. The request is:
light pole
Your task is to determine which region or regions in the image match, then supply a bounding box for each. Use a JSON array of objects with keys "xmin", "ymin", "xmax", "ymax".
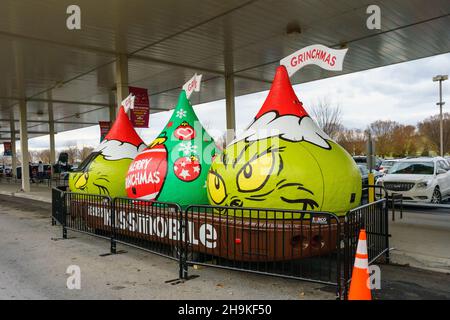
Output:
[{"xmin": 433, "ymin": 75, "xmax": 448, "ymax": 157}]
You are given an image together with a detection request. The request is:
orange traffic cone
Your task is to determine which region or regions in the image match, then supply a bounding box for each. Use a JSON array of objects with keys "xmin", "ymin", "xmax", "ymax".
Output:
[{"xmin": 348, "ymin": 229, "xmax": 372, "ymax": 300}]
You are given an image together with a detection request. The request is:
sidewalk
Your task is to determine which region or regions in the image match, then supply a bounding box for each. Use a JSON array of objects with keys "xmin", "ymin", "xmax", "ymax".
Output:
[
  {"xmin": 0, "ymin": 195, "xmax": 334, "ymax": 300},
  {"xmin": 0, "ymin": 182, "xmax": 52, "ymax": 203},
  {"xmin": 389, "ymin": 211, "xmax": 450, "ymax": 273}
]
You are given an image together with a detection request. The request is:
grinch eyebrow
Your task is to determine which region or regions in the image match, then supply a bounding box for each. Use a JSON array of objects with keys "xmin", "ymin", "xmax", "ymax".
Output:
[
  {"xmin": 278, "ymin": 182, "xmax": 314, "ymax": 195},
  {"xmin": 232, "ymin": 141, "xmax": 253, "ymax": 168},
  {"xmin": 250, "ymin": 145, "xmax": 281, "ymax": 164}
]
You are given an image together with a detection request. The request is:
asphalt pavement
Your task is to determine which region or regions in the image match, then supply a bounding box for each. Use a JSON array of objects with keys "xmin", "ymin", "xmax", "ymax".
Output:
[{"xmin": 0, "ymin": 194, "xmax": 449, "ymax": 300}]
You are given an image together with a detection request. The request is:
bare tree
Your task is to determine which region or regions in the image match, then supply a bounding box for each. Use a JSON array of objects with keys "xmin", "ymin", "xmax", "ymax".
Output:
[
  {"xmin": 78, "ymin": 146, "xmax": 95, "ymax": 162},
  {"xmin": 310, "ymin": 98, "xmax": 344, "ymax": 140},
  {"xmin": 391, "ymin": 125, "xmax": 418, "ymax": 157},
  {"xmin": 418, "ymin": 113, "xmax": 450, "ymax": 155},
  {"xmin": 37, "ymin": 149, "xmax": 52, "ymax": 163},
  {"xmin": 367, "ymin": 120, "xmax": 399, "ymax": 157},
  {"xmin": 59, "ymin": 146, "xmax": 79, "ymax": 164},
  {"xmin": 218, "ymin": 131, "xmax": 230, "ymax": 151},
  {"xmin": 336, "ymin": 128, "xmax": 367, "ymax": 155}
]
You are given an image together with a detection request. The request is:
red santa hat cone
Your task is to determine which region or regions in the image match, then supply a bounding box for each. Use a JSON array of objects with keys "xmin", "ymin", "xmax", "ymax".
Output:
[
  {"xmin": 233, "ymin": 65, "xmax": 331, "ymax": 149},
  {"xmin": 96, "ymin": 106, "xmax": 146, "ymax": 161},
  {"xmin": 255, "ymin": 65, "xmax": 308, "ymax": 119},
  {"xmin": 104, "ymin": 106, "xmax": 144, "ymax": 147}
]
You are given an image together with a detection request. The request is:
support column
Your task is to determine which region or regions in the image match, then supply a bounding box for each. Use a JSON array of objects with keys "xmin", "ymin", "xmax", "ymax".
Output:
[
  {"xmin": 9, "ymin": 112, "xmax": 17, "ymax": 179},
  {"xmin": 19, "ymin": 99, "xmax": 30, "ymax": 192},
  {"xmin": 115, "ymin": 54, "xmax": 129, "ymax": 109},
  {"xmin": 47, "ymin": 91, "xmax": 56, "ymax": 176},
  {"xmin": 225, "ymin": 73, "xmax": 236, "ymax": 145},
  {"xmin": 109, "ymin": 90, "xmax": 117, "ymax": 123}
]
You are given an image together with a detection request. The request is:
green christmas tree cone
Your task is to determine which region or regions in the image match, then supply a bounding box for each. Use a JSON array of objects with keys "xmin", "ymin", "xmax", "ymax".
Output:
[{"xmin": 126, "ymin": 90, "xmax": 218, "ymax": 207}]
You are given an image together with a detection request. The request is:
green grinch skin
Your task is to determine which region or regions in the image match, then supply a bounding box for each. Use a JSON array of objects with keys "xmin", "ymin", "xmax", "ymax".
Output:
[
  {"xmin": 151, "ymin": 91, "xmax": 218, "ymax": 207},
  {"xmin": 69, "ymin": 155, "xmax": 132, "ymax": 198},
  {"xmin": 207, "ymin": 137, "xmax": 361, "ymax": 218}
]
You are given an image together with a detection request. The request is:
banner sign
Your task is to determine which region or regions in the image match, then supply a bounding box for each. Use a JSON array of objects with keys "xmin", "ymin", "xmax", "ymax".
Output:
[
  {"xmin": 3, "ymin": 142, "xmax": 12, "ymax": 156},
  {"xmin": 182, "ymin": 73, "xmax": 203, "ymax": 99},
  {"xmin": 280, "ymin": 44, "xmax": 348, "ymax": 77},
  {"xmin": 99, "ymin": 121, "xmax": 111, "ymax": 142},
  {"xmin": 129, "ymin": 87, "xmax": 150, "ymax": 128}
]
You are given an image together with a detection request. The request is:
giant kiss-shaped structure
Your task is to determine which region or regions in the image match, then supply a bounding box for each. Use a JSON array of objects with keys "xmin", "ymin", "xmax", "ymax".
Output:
[
  {"xmin": 69, "ymin": 106, "xmax": 146, "ymax": 198},
  {"xmin": 126, "ymin": 90, "xmax": 217, "ymax": 207},
  {"xmin": 207, "ymin": 66, "xmax": 361, "ymax": 216}
]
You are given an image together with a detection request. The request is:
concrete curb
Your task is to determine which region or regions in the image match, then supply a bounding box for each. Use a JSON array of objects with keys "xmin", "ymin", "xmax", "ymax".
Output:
[
  {"xmin": 0, "ymin": 190, "xmax": 52, "ymax": 204},
  {"xmin": 390, "ymin": 250, "xmax": 450, "ymax": 274}
]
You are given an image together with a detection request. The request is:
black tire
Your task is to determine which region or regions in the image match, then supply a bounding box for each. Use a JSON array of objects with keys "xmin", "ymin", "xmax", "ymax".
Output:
[{"xmin": 431, "ymin": 187, "xmax": 442, "ymax": 204}]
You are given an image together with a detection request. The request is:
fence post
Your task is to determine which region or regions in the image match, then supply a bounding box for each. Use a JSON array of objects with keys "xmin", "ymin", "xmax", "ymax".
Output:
[
  {"xmin": 342, "ymin": 213, "xmax": 350, "ymax": 300},
  {"xmin": 335, "ymin": 215, "xmax": 342, "ymax": 300},
  {"xmin": 110, "ymin": 198, "xmax": 117, "ymax": 254},
  {"xmin": 179, "ymin": 206, "xmax": 189, "ymax": 280},
  {"xmin": 391, "ymin": 194, "xmax": 396, "ymax": 221},
  {"xmin": 51, "ymin": 188, "xmax": 57, "ymax": 226},
  {"xmin": 62, "ymin": 192, "xmax": 67, "ymax": 239},
  {"xmin": 384, "ymin": 198, "xmax": 390, "ymax": 264}
]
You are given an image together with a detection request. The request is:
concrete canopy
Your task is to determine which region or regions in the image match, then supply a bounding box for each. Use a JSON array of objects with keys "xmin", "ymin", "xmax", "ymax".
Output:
[{"xmin": 0, "ymin": 0, "xmax": 449, "ymax": 141}]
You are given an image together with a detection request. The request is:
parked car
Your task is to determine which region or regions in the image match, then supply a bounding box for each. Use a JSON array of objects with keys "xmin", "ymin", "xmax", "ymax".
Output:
[
  {"xmin": 353, "ymin": 156, "xmax": 383, "ymax": 171},
  {"xmin": 358, "ymin": 164, "xmax": 383, "ymax": 185},
  {"xmin": 376, "ymin": 157, "xmax": 450, "ymax": 203},
  {"xmin": 379, "ymin": 159, "xmax": 397, "ymax": 174}
]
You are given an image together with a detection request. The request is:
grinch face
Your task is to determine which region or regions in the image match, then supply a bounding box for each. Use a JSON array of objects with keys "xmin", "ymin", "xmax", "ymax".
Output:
[
  {"xmin": 69, "ymin": 153, "xmax": 133, "ymax": 197},
  {"xmin": 69, "ymin": 137, "xmax": 145, "ymax": 198},
  {"xmin": 208, "ymin": 137, "xmax": 323, "ymax": 211},
  {"xmin": 207, "ymin": 65, "xmax": 361, "ymax": 217},
  {"xmin": 207, "ymin": 136, "xmax": 361, "ymax": 217}
]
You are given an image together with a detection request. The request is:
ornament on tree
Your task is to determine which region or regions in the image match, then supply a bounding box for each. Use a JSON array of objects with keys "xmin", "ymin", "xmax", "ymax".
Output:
[
  {"xmin": 173, "ymin": 121, "xmax": 196, "ymax": 140},
  {"xmin": 173, "ymin": 156, "xmax": 201, "ymax": 182}
]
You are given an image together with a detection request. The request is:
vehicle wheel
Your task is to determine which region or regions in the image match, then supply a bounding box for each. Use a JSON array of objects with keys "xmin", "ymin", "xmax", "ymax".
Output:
[{"xmin": 431, "ymin": 187, "xmax": 442, "ymax": 204}]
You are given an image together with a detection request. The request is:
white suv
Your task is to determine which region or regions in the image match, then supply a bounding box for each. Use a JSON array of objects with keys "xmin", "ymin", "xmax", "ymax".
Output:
[{"xmin": 376, "ymin": 157, "xmax": 450, "ymax": 204}]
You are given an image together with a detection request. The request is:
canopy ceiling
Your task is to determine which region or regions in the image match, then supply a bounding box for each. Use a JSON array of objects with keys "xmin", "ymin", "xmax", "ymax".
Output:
[{"xmin": 0, "ymin": 0, "xmax": 449, "ymax": 140}]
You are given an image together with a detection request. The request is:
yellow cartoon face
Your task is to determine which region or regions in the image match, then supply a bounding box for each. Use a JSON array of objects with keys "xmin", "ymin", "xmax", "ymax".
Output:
[
  {"xmin": 69, "ymin": 152, "xmax": 133, "ymax": 197},
  {"xmin": 207, "ymin": 136, "xmax": 362, "ymax": 217},
  {"xmin": 207, "ymin": 137, "xmax": 323, "ymax": 211}
]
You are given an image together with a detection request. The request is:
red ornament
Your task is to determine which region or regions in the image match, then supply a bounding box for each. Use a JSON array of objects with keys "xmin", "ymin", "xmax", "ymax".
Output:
[
  {"xmin": 126, "ymin": 144, "xmax": 168, "ymax": 200},
  {"xmin": 173, "ymin": 156, "xmax": 201, "ymax": 182},
  {"xmin": 174, "ymin": 121, "xmax": 196, "ymax": 140}
]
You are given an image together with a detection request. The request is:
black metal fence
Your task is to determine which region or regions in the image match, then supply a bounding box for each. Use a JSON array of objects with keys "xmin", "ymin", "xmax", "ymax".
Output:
[
  {"xmin": 51, "ymin": 187, "xmax": 65, "ymax": 225},
  {"xmin": 63, "ymin": 192, "xmax": 113, "ymax": 241},
  {"xmin": 343, "ymin": 198, "xmax": 389, "ymax": 298},
  {"xmin": 52, "ymin": 190, "xmax": 392, "ymax": 299},
  {"xmin": 112, "ymin": 198, "xmax": 183, "ymax": 265},
  {"xmin": 183, "ymin": 205, "xmax": 342, "ymax": 288}
]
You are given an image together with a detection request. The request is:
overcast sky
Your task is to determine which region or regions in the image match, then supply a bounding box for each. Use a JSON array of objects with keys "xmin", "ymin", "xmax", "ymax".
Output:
[{"xmin": 2, "ymin": 52, "xmax": 450, "ymax": 153}]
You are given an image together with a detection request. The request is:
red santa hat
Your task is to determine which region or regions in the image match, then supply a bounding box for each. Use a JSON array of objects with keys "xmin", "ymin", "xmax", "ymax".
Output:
[
  {"xmin": 232, "ymin": 65, "xmax": 331, "ymax": 149},
  {"xmin": 255, "ymin": 65, "xmax": 308, "ymax": 119},
  {"xmin": 96, "ymin": 106, "xmax": 146, "ymax": 160},
  {"xmin": 104, "ymin": 106, "xmax": 144, "ymax": 147}
]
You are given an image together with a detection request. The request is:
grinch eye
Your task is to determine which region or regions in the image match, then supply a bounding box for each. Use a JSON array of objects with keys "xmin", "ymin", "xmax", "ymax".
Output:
[
  {"xmin": 237, "ymin": 151, "xmax": 275, "ymax": 192},
  {"xmin": 207, "ymin": 171, "xmax": 227, "ymax": 205}
]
